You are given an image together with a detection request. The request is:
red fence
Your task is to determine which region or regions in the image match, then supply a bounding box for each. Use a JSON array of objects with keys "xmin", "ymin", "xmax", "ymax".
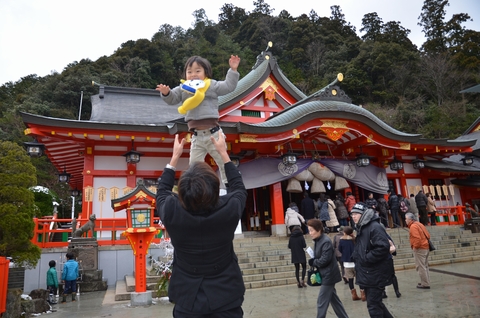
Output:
[
  {"xmin": 31, "ymin": 217, "xmax": 167, "ymax": 248},
  {"xmin": 31, "ymin": 206, "xmax": 471, "ymax": 249},
  {"xmin": 435, "ymin": 205, "xmax": 469, "ymax": 226}
]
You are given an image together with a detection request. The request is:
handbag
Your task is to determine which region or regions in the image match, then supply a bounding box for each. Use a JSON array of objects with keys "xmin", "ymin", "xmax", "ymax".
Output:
[
  {"xmin": 307, "ymin": 266, "xmax": 322, "ymax": 286},
  {"xmin": 420, "ymin": 225, "xmax": 436, "ymax": 252}
]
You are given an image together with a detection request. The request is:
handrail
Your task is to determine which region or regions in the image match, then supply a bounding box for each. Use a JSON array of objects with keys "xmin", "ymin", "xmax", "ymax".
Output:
[{"xmin": 31, "ymin": 217, "xmax": 167, "ymax": 248}]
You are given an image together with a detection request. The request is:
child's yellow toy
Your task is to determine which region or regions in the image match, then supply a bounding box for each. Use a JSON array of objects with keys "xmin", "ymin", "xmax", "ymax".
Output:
[{"xmin": 178, "ymin": 78, "xmax": 211, "ymax": 115}]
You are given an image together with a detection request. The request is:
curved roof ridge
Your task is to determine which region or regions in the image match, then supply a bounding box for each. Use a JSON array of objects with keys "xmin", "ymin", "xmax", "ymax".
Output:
[
  {"xmin": 273, "ymin": 63, "xmax": 307, "ymax": 99},
  {"xmin": 219, "ymin": 52, "xmax": 307, "ymax": 106},
  {"xmin": 247, "ymin": 100, "xmax": 419, "ymax": 138}
]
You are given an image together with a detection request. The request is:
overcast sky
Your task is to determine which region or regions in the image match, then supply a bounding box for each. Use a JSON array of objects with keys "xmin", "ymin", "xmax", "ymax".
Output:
[{"xmin": 0, "ymin": 0, "xmax": 479, "ymax": 85}]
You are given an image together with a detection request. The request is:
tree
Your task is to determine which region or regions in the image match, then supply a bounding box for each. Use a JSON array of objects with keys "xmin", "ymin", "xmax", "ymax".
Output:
[
  {"xmin": 31, "ymin": 186, "xmax": 56, "ymax": 218},
  {"xmin": 252, "ymin": 0, "xmax": 274, "ymax": 16},
  {"xmin": 418, "ymin": 0, "xmax": 449, "ymax": 53},
  {"xmin": 0, "ymin": 141, "xmax": 41, "ymax": 268},
  {"xmin": 328, "ymin": 5, "xmax": 357, "ymax": 37},
  {"xmin": 218, "ymin": 4, "xmax": 248, "ymax": 36},
  {"xmin": 360, "ymin": 12, "xmax": 383, "ymax": 41}
]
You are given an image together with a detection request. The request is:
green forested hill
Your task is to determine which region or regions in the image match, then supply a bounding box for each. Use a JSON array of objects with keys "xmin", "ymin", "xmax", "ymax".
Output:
[{"xmin": 0, "ymin": 0, "xmax": 479, "ymax": 207}]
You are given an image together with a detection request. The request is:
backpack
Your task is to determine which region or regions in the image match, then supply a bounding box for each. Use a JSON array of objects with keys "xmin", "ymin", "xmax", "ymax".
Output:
[{"xmin": 400, "ymin": 200, "xmax": 408, "ymax": 213}]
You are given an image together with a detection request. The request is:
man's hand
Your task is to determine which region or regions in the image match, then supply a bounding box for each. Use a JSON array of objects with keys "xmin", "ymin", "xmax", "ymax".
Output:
[
  {"xmin": 169, "ymin": 134, "xmax": 185, "ymax": 167},
  {"xmin": 156, "ymin": 84, "xmax": 170, "ymax": 96},
  {"xmin": 229, "ymin": 55, "xmax": 241, "ymax": 72},
  {"xmin": 308, "ymin": 258, "xmax": 314, "ymax": 266},
  {"xmin": 211, "ymin": 132, "xmax": 230, "ymax": 163}
]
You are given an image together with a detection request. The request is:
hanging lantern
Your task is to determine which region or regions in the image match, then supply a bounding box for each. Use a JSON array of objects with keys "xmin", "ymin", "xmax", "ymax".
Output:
[
  {"xmin": 58, "ymin": 166, "xmax": 71, "ymax": 183},
  {"xmin": 412, "ymin": 157, "xmax": 425, "ymax": 169},
  {"xmin": 24, "ymin": 139, "xmax": 45, "ymax": 157},
  {"xmin": 122, "ymin": 140, "xmax": 143, "ymax": 164}
]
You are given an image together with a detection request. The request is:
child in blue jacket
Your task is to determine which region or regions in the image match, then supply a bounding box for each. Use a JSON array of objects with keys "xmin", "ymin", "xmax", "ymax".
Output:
[{"xmin": 61, "ymin": 252, "xmax": 79, "ymax": 303}]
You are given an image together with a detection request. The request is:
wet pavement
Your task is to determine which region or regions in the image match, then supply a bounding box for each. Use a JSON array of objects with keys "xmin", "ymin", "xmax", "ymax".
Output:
[{"xmin": 44, "ymin": 261, "xmax": 480, "ymax": 318}]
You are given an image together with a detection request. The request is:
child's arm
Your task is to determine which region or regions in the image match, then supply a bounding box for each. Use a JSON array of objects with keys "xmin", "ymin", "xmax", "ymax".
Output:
[
  {"xmin": 229, "ymin": 55, "xmax": 241, "ymax": 72},
  {"xmin": 156, "ymin": 84, "xmax": 171, "ymax": 96}
]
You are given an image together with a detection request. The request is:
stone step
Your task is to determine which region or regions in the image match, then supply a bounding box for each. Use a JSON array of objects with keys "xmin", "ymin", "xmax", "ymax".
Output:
[
  {"xmin": 125, "ymin": 275, "xmax": 160, "ymax": 292},
  {"xmin": 114, "ymin": 280, "xmax": 130, "ymax": 301},
  {"xmin": 241, "ymin": 264, "xmax": 293, "ymax": 276}
]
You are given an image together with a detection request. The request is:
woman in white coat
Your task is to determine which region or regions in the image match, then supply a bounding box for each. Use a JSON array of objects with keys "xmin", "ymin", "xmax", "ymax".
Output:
[
  {"xmin": 285, "ymin": 206, "xmax": 306, "ymax": 232},
  {"xmin": 325, "ymin": 195, "xmax": 340, "ymax": 232}
]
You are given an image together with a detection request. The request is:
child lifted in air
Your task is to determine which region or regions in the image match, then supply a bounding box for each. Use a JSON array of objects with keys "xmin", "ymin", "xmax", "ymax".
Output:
[{"xmin": 156, "ymin": 55, "xmax": 240, "ymax": 186}]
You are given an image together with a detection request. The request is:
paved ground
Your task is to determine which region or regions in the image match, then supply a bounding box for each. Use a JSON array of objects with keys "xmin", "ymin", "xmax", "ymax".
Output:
[{"xmin": 43, "ymin": 261, "xmax": 480, "ymax": 318}]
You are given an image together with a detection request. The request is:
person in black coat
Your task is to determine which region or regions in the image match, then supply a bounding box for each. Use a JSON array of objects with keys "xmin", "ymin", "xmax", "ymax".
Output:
[
  {"xmin": 365, "ymin": 192, "xmax": 377, "ymax": 210},
  {"xmin": 376, "ymin": 197, "xmax": 389, "ymax": 229},
  {"xmin": 387, "ymin": 190, "xmax": 400, "ymax": 228},
  {"xmin": 307, "ymin": 219, "xmax": 349, "ymax": 318},
  {"xmin": 415, "ymin": 190, "xmax": 429, "ymax": 226},
  {"xmin": 351, "ymin": 202, "xmax": 394, "ymax": 318},
  {"xmin": 156, "ymin": 133, "xmax": 247, "ymax": 318},
  {"xmin": 288, "ymin": 225, "xmax": 307, "ymax": 288}
]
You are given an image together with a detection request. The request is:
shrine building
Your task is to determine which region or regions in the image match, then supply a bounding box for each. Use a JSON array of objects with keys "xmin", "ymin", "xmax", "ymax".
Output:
[{"xmin": 21, "ymin": 48, "xmax": 480, "ymax": 238}]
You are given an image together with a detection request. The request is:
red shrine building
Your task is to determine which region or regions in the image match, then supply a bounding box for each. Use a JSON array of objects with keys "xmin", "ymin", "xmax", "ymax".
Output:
[{"xmin": 22, "ymin": 49, "xmax": 480, "ymax": 237}]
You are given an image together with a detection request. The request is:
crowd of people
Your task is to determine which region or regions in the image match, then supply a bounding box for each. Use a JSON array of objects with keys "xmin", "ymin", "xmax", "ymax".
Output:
[{"xmin": 286, "ymin": 191, "xmax": 438, "ymax": 318}]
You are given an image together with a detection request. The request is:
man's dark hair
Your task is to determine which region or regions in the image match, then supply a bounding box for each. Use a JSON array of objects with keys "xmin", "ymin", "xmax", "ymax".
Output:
[
  {"xmin": 178, "ymin": 161, "xmax": 220, "ymax": 214},
  {"xmin": 49, "ymin": 260, "xmax": 56, "ymax": 268},
  {"xmin": 66, "ymin": 252, "xmax": 74, "ymax": 260},
  {"xmin": 184, "ymin": 56, "xmax": 213, "ymax": 78},
  {"xmin": 307, "ymin": 218, "xmax": 324, "ymax": 233}
]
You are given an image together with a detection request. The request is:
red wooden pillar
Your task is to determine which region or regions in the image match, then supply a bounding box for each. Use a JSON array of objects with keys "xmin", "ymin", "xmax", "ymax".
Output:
[
  {"xmin": 270, "ymin": 182, "xmax": 284, "ymax": 225},
  {"xmin": 82, "ymin": 146, "xmax": 95, "ymax": 220},
  {"xmin": 399, "ymin": 172, "xmax": 408, "ymax": 197},
  {"xmin": 456, "ymin": 205, "xmax": 466, "ymax": 225}
]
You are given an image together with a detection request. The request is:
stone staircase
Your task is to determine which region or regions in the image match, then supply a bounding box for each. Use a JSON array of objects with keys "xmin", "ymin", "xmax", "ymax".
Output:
[
  {"xmin": 386, "ymin": 225, "xmax": 480, "ymax": 271},
  {"xmin": 237, "ymin": 225, "xmax": 480, "ymax": 289},
  {"xmin": 113, "ymin": 225, "xmax": 480, "ymax": 299}
]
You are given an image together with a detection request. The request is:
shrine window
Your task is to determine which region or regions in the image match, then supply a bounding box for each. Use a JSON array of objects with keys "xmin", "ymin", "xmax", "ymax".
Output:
[{"xmin": 241, "ymin": 110, "xmax": 261, "ymax": 117}]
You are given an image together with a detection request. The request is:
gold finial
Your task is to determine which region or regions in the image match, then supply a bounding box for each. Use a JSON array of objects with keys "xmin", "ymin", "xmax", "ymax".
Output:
[
  {"xmin": 265, "ymin": 41, "xmax": 273, "ymax": 51},
  {"xmin": 337, "ymin": 73, "xmax": 344, "ymax": 82}
]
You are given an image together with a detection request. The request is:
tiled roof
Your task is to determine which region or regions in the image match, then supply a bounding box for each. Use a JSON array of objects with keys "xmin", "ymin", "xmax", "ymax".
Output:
[
  {"xmin": 240, "ymin": 99, "xmax": 419, "ymax": 141},
  {"xmin": 89, "ymin": 86, "xmax": 183, "ymax": 125}
]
